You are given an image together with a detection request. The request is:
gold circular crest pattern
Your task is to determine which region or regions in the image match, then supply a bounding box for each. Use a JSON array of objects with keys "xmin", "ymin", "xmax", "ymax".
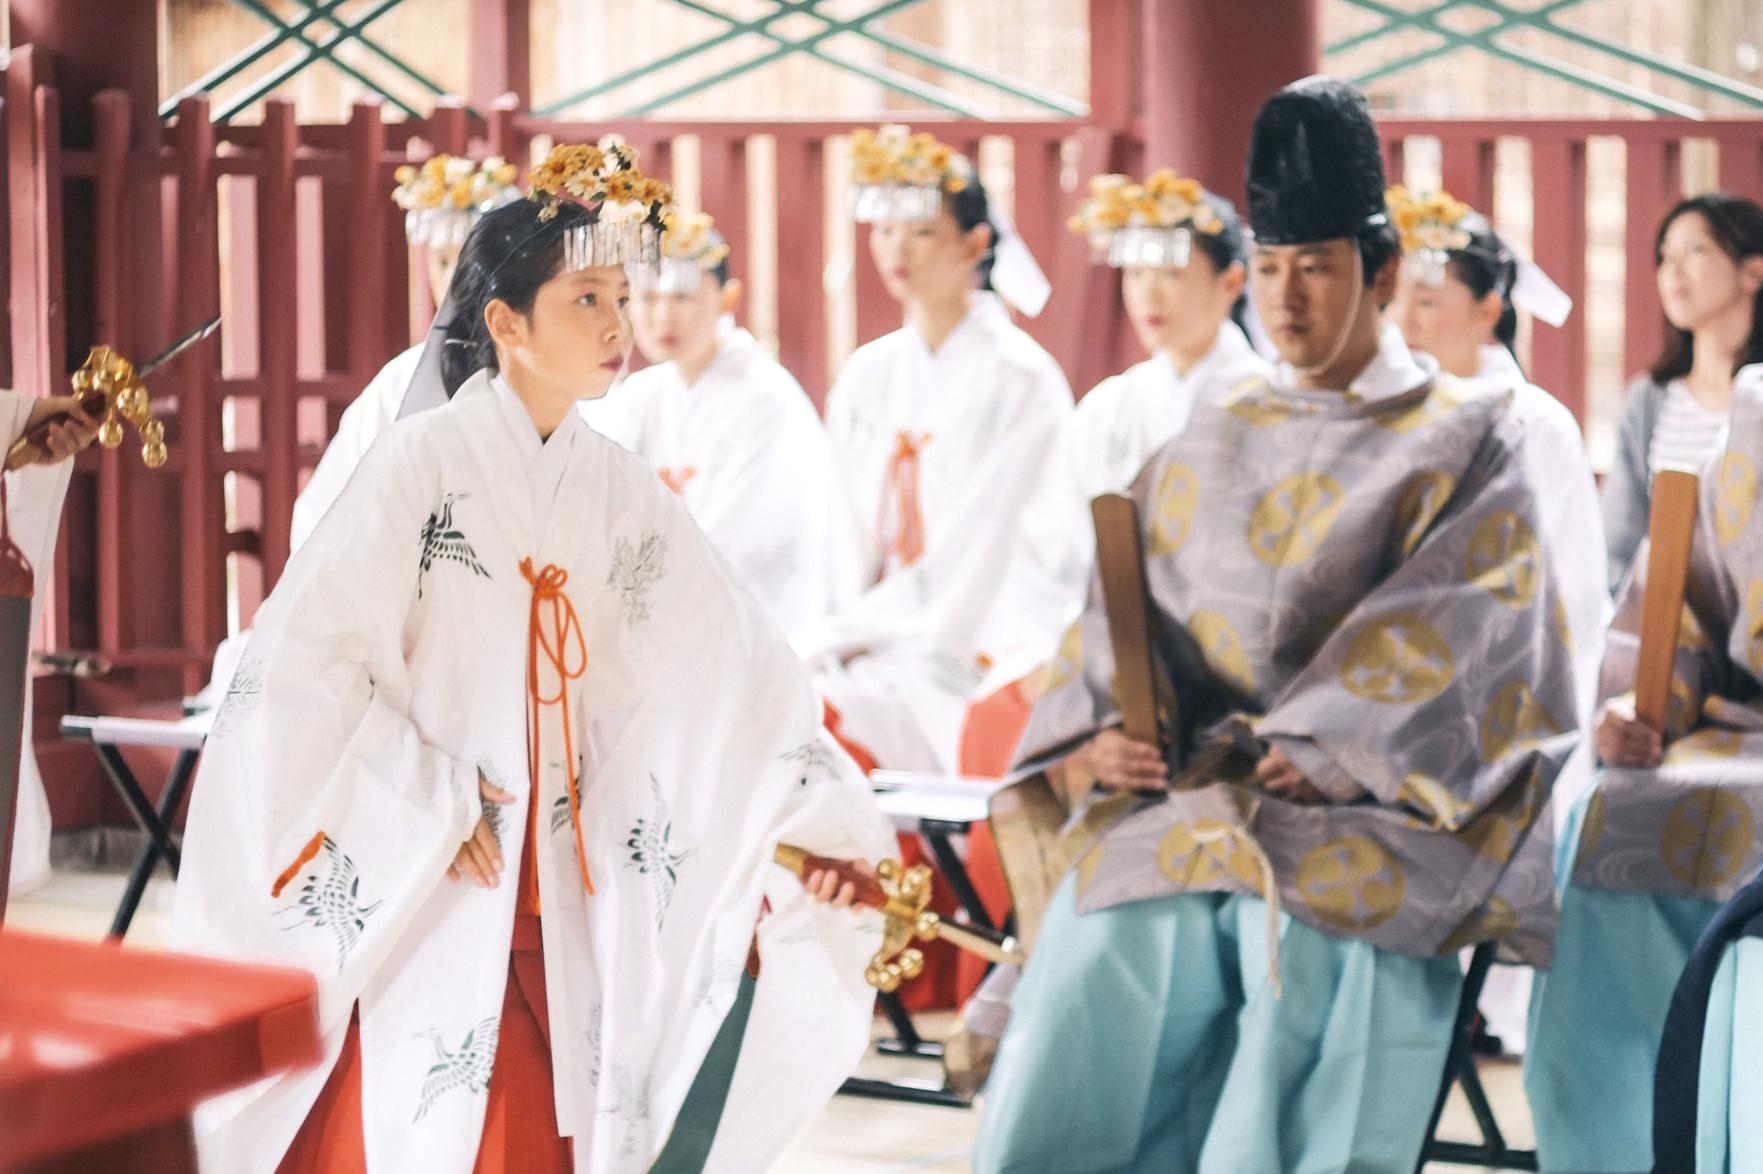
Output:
[
  {"xmin": 1714, "ymin": 450, "xmax": 1758, "ymax": 547},
  {"xmin": 1746, "ymin": 579, "xmax": 1763, "ymax": 675},
  {"xmin": 1339, "ymin": 613, "xmax": 1456, "ymax": 705},
  {"xmin": 1188, "ymin": 610, "xmax": 1256, "ymax": 695},
  {"xmin": 1460, "ymin": 769, "xmax": 1543, "ymax": 863},
  {"xmin": 1660, "ymin": 790, "xmax": 1756, "ymax": 891},
  {"xmin": 1664, "ymin": 728, "xmax": 1745, "ymax": 764},
  {"xmin": 1396, "ymin": 771, "xmax": 1476, "ymax": 831},
  {"xmin": 1035, "ymin": 621, "xmax": 1084, "ymax": 697},
  {"xmin": 1438, "ymin": 896, "xmax": 1519, "ymax": 953},
  {"xmin": 1297, "ymin": 836, "xmax": 1407, "ymax": 932},
  {"xmin": 1223, "ymin": 381, "xmax": 1295, "ymax": 428},
  {"xmin": 1376, "ymin": 378, "xmax": 1470, "ymax": 435},
  {"xmin": 1577, "ymin": 788, "xmax": 1608, "ymax": 860},
  {"xmin": 1157, "ymin": 819, "xmax": 1265, "ymax": 891},
  {"xmin": 1247, "ymin": 472, "xmax": 1347, "ymax": 568},
  {"xmin": 1149, "ymin": 463, "xmax": 1202, "ymax": 556},
  {"xmin": 1465, "ymin": 510, "xmax": 1541, "ymax": 609},
  {"xmin": 1392, "ymin": 471, "xmax": 1456, "ymax": 559},
  {"xmin": 1480, "ymin": 680, "xmax": 1561, "ymax": 763}
]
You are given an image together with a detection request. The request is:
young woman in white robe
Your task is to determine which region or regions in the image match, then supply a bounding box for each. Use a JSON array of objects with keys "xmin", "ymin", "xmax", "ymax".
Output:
[
  {"xmin": 581, "ymin": 214, "xmax": 853, "ymax": 642},
  {"xmin": 970, "ymin": 174, "xmax": 1269, "ymax": 762},
  {"xmin": 802, "ymin": 127, "xmax": 1071, "ymax": 775},
  {"xmin": 1, "ymin": 393, "xmax": 101, "ymax": 897},
  {"xmin": 170, "ymin": 158, "xmax": 891, "ymax": 1174},
  {"xmin": 1386, "ymin": 189, "xmax": 1609, "ymax": 1058}
]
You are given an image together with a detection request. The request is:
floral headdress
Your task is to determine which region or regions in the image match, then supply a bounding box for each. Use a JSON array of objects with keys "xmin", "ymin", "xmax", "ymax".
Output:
[
  {"xmin": 1385, "ymin": 184, "xmax": 1574, "ymax": 326},
  {"xmin": 630, "ymin": 211, "xmax": 731, "ymax": 294},
  {"xmin": 392, "ymin": 154, "xmax": 521, "ymax": 247},
  {"xmin": 849, "ymin": 124, "xmax": 970, "ymax": 224},
  {"xmin": 1386, "ymin": 185, "xmax": 1477, "ymax": 288},
  {"xmin": 1069, "ymin": 169, "xmax": 1226, "ymax": 268},
  {"xmin": 528, "ymin": 140, "xmax": 675, "ymax": 272}
]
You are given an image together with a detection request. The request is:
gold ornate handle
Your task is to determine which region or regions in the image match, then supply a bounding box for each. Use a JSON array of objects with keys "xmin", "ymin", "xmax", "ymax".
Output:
[{"xmin": 6, "ymin": 345, "xmax": 168, "ymax": 472}]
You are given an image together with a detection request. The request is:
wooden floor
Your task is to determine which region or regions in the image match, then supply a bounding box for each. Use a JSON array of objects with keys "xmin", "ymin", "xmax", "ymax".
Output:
[{"xmin": 7, "ymin": 861, "xmax": 1538, "ymax": 1172}]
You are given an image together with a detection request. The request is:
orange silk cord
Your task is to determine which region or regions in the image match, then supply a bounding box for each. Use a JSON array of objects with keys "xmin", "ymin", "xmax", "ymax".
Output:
[
  {"xmin": 272, "ymin": 831, "xmax": 327, "ymax": 898},
  {"xmin": 522, "ymin": 558, "xmax": 593, "ymax": 903},
  {"xmin": 882, "ymin": 431, "xmax": 931, "ymax": 570},
  {"xmin": 658, "ymin": 467, "xmax": 696, "ymax": 495}
]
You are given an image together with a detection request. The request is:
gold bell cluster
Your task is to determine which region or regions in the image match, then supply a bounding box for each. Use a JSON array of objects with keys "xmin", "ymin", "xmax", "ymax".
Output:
[{"xmin": 72, "ymin": 346, "xmax": 168, "ymax": 468}]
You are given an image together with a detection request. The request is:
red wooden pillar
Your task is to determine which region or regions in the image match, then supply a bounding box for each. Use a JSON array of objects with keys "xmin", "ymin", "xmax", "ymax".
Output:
[
  {"xmin": 1529, "ymin": 133, "xmax": 1589, "ymax": 422},
  {"xmin": 91, "ymin": 91, "xmax": 131, "ymax": 656},
  {"xmin": 469, "ymin": 0, "xmax": 532, "ymax": 111},
  {"xmin": 257, "ymin": 101, "xmax": 299, "ymax": 582},
  {"xmin": 174, "ymin": 96, "xmax": 226, "ymax": 683},
  {"xmin": 9, "ymin": 0, "xmax": 160, "ymax": 146},
  {"xmin": 1624, "ymin": 137, "xmax": 1681, "ymax": 386},
  {"xmin": 1139, "ymin": 0, "xmax": 1321, "ymax": 200},
  {"xmin": 347, "ymin": 102, "xmax": 391, "ymax": 417},
  {"xmin": 774, "ymin": 134, "xmax": 829, "ymax": 407}
]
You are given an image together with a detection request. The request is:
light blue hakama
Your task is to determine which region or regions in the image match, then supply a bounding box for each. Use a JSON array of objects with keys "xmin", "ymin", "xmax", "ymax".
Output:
[
  {"xmin": 972, "ymin": 875, "xmax": 1463, "ymax": 1174},
  {"xmin": 1688, "ymin": 936, "xmax": 1763, "ymax": 1174},
  {"xmin": 1526, "ymin": 787, "xmax": 1721, "ymax": 1173}
]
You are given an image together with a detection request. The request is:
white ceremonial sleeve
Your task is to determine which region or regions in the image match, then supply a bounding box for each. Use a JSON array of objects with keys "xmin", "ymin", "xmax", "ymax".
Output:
[
  {"xmin": 289, "ymin": 345, "xmax": 421, "ymax": 556},
  {"xmin": 172, "ymin": 427, "xmax": 482, "ymax": 1031},
  {"xmin": 0, "ymin": 390, "xmax": 75, "ymax": 894}
]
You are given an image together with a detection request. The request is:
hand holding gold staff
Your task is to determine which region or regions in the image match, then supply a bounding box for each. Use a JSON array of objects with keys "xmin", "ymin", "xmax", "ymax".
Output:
[
  {"xmin": 775, "ymin": 843, "xmax": 1025, "ymax": 993},
  {"xmin": 5, "ymin": 316, "xmax": 218, "ymax": 472}
]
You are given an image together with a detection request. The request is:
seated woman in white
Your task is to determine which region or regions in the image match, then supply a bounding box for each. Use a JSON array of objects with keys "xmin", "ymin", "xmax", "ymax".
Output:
[
  {"xmin": 580, "ymin": 212, "xmax": 851, "ymax": 642},
  {"xmin": 967, "ymin": 170, "xmax": 1269, "ymax": 773},
  {"xmin": 803, "ymin": 125, "xmax": 1071, "ymax": 774}
]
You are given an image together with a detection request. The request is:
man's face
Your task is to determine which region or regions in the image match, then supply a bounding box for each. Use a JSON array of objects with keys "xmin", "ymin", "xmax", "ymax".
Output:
[{"xmin": 1249, "ymin": 238, "xmax": 1367, "ymax": 369}]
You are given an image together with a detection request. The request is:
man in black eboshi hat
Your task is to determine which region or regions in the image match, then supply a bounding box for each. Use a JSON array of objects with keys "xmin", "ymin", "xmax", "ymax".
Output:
[{"xmin": 969, "ymin": 77, "xmax": 1573, "ymax": 1173}]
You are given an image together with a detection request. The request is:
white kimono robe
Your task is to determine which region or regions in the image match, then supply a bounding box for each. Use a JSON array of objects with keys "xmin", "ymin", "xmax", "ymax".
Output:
[
  {"xmin": 171, "ymin": 370, "xmax": 892, "ymax": 1174},
  {"xmin": 1, "ymin": 391, "xmax": 76, "ymax": 895},
  {"xmin": 803, "ymin": 294, "xmax": 1072, "ymax": 771},
  {"xmin": 580, "ymin": 323, "xmax": 856, "ymax": 641},
  {"xmin": 978, "ymin": 322, "xmax": 1269, "ymax": 686},
  {"xmin": 290, "ymin": 344, "xmax": 422, "ymax": 557}
]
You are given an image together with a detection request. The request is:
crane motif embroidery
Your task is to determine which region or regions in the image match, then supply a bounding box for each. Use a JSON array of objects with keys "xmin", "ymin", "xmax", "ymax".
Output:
[
  {"xmin": 413, "ymin": 1016, "xmax": 501, "ymax": 1122},
  {"xmin": 418, "ymin": 493, "xmax": 490, "ymax": 598}
]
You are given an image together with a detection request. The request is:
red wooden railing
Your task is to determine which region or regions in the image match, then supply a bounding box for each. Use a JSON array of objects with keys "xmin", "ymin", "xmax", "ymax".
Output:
[{"xmin": 5, "ymin": 46, "xmax": 1763, "ymax": 796}]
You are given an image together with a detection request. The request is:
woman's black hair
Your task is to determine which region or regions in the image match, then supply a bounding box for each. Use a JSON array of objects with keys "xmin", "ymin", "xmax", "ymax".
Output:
[
  {"xmin": 1188, "ymin": 191, "xmax": 1250, "ymax": 331},
  {"xmin": 439, "ymin": 197, "xmax": 593, "ymax": 395},
  {"xmin": 1649, "ymin": 192, "xmax": 1763, "ymax": 384},
  {"xmin": 946, "ymin": 171, "xmax": 997, "ymax": 290},
  {"xmin": 1444, "ymin": 214, "xmax": 1521, "ymax": 354}
]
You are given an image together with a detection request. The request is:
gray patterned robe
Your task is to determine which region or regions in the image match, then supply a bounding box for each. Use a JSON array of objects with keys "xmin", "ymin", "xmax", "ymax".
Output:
[
  {"xmin": 993, "ymin": 362, "xmax": 1578, "ymax": 967},
  {"xmin": 1570, "ymin": 379, "xmax": 1763, "ymax": 902}
]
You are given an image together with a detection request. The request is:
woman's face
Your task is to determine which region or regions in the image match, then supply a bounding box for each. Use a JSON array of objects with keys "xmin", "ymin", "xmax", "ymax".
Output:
[
  {"xmin": 629, "ymin": 273, "xmax": 726, "ymax": 366},
  {"xmin": 1656, "ymin": 211, "xmax": 1761, "ymax": 333},
  {"xmin": 867, "ymin": 209, "xmax": 989, "ymax": 306},
  {"xmin": 1389, "ymin": 262, "xmax": 1501, "ymax": 376},
  {"xmin": 495, "ymin": 264, "xmax": 633, "ymax": 401},
  {"xmin": 426, "ymin": 240, "xmax": 464, "ymax": 306},
  {"xmin": 1120, "ymin": 257, "xmax": 1243, "ymax": 359}
]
